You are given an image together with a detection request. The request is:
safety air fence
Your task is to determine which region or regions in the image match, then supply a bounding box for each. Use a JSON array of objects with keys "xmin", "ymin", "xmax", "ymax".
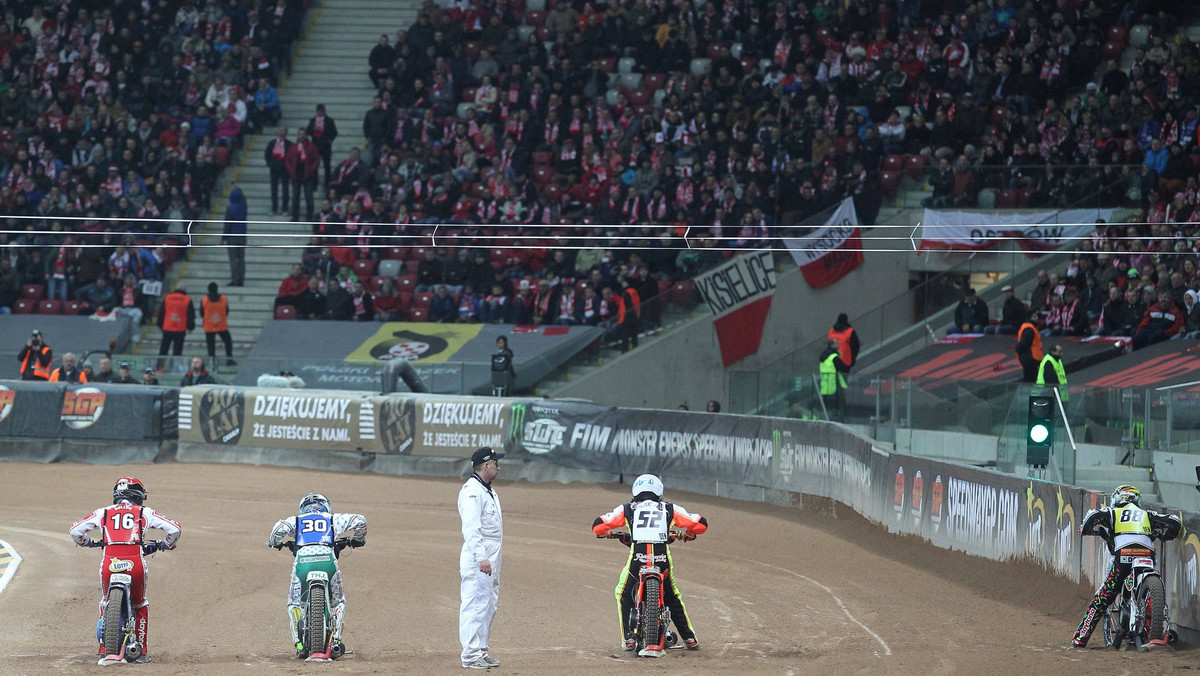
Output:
[{"xmin": 4, "ymin": 380, "xmax": 1200, "ymax": 638}]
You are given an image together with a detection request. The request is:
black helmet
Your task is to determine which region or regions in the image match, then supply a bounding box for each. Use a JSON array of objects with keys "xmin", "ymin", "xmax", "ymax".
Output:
[{"xmin": 113, "ymin": 476, "xmax": 147, "ymax": 505}]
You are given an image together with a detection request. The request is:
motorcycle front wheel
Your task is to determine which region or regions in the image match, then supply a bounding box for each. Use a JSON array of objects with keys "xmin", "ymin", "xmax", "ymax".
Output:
[{"xmin": 308, "ymin": 585, "xmax": 327, "ymax": 655}]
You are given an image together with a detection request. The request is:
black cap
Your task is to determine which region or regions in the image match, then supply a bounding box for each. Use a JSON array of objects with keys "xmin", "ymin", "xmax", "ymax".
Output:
[
  {"xmin": 471, "ymin": 447, "xmax": 504, "ymax": 466},
  {"xmin": 30, "ymin": 329, "xmax": 41, "ymax": 336},
  {"xmin": 144, "ymin": 367, "xmax": 155, "ymax": 373},
  {"xmin": 119, "ymin": 362, "xmax": 130, "ymax": 369}
]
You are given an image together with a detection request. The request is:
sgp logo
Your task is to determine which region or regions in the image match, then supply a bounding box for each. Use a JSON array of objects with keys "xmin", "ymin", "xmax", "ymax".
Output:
[
  {"xmin": 0, "ymin": 385, "xmax": 14, "ymax": 423},
  {"xmin": 62, "ymin": 387, "xmax": 106, "ymax": 429}
]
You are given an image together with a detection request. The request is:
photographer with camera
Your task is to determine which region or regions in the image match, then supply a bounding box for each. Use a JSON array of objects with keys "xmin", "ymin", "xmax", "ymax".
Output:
[{"xmin": 17, "ymin": 329, "xmax": 52, "ymax": 380}]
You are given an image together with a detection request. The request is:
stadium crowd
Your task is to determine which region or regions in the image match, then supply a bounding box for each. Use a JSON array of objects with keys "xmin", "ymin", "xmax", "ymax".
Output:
[
  {"xmin": 0, "ymin": 0, "xmax": 309, "ymax": 318},
  {"xmin": 273, "ymin": 0, "xmax": 1199, "ymax": 329}
]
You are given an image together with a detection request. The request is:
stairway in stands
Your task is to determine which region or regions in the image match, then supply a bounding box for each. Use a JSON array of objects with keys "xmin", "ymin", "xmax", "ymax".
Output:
[{"xmin": 137, "ymin": 0, "xmax": 419, "ymax": 369}]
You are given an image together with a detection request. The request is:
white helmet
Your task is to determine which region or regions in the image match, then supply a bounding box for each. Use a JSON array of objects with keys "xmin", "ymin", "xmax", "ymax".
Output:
[{"xmin": 631, "ymin": 474, "xmax": 664, "ymax": 500}]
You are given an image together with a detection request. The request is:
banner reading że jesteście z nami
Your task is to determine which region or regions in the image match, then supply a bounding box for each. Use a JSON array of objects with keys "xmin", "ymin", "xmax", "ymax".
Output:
[
  {"xmin": 177, "ymin": 386, "xmax": 378, "ymax": 452},
  {"xmin": 693, "ymin": 250, "xmax": 777, "ymax": 367},
  {"xmin": 782, "ymin": 197, "xmax": 864, "ymax": 289}
]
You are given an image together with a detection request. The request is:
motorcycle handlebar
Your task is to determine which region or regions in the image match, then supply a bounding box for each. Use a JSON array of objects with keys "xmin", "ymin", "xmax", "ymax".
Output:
[{"xmin": 602, "ymin": 530, "xmax": 695, "ymax": 544}]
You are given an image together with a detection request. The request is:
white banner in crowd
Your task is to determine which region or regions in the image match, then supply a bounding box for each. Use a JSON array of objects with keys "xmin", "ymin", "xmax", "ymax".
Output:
[
  {"xmin": 782, "ymin": 198, "xmax": 864, "ymax": 288},
  {"xmin": 694, "ymin": 250, "xmax": 778, "ymax": 366},
  {"xmin": 919, "ymin": 208, "xmax": 1116, "ymax": 252}
]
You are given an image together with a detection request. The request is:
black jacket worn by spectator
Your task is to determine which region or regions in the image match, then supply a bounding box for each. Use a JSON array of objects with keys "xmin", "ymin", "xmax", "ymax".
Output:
[
  {"xmin": 326, "ymin": 284, "xmax": 353, "ymax": 320},
  {"xmin": 417, "ymin": 256, "xmax": 445, "ymax": 288},
  {"xmin": 954, "ymin": 297, "xmax": 989, "ymax": 330},
  {"xmin": 296, "ymin": 287, "xmax": 327, "ymax": 319},
  {"xmin": 1100, "ymin": 298, "xmax": 1137, "ymax": 335},
  {"xmin": 1001, "ymin": 296, "xmax": 1027, "ymax": 328},
  {"xmin": 363, "ymin": 107, "xmax": 390, "ymax": 146},
  {"xmin": 180, "ymin": 368, "xmax": 217, "ymax": 386}
]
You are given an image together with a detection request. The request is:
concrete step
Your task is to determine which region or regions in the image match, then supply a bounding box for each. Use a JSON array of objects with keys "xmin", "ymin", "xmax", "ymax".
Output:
[{"xmin": 1074, "ymin": 465, "xmax": 1157, "ymax": 500}]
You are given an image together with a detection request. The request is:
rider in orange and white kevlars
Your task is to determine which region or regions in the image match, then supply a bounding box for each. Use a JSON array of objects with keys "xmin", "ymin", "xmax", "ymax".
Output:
[
  {"xmin": 592, "ymin": 474, "xmax": 708, "ymax": 654},
  {"xmin": 1072, "ymin": 484, "xmax": 1180, "ymax": 647},
  {"xmin": 68, "ymin": 477, "xmax": 181, "ymax": 664}
]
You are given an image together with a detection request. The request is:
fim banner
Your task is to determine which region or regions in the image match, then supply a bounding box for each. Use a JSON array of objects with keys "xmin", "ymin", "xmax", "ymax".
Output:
[
  {"xmin": 694, "ymin": 250, "xmax": 777, "ymax": 367},
  {"xmin": 783, "ymin": 197, "xmax": 864, "ymax": 289},
  {"xmin": 178, "ymin": 386, "xmax": 379, "ymax": 452}
]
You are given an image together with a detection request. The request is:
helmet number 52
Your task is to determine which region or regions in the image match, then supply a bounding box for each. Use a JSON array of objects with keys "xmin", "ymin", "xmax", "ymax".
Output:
[{"xmin": 635, "ymin": 511, "xmax": 663, "ymax": 529}]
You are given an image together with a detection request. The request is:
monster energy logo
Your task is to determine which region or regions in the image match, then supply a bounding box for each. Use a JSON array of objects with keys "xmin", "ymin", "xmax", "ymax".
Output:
[{"xmin": 508, "ymin": 404, "xmax": 527, "ymax": 444}]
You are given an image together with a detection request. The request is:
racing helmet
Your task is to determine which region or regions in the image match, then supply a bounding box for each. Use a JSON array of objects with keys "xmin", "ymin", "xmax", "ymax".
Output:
[
  {"xmin": 1111, "ymin": 484, "xmax": 1141, "ymax": 507},
  {"xmin": 631, "ymin": 474, "xmax": 664, "ymax": 501},
  {"xmin": 299, "ymin": 492, "xmax": 331, "ymax": 514},
  {"xmin": 113, "ymin": 477, "xmax": 147, "ymax": 505}
]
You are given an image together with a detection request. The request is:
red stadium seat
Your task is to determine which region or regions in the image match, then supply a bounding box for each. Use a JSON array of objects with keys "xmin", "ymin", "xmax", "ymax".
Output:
[
  {"xmin": 354, "ymin": 259, "xmax": 377, "ymax": 277},
  {"xmin": 1101, "ymin": 41, "xmax": 1123, "ymax": 61},
  {"xmin": 904, "ymin": 154, "xmax": 928, "ymax": 180},
  {"xmin": 643, "ymin": 73, "xmax": 666, "ymax": 91},
  {"xmin": 880, "ymin": 171, "xmax": 900, "ymax": 197},
  {"xmin": 996, "ymin": 189, "xmax": 1018, "ymax": 209},
  {"xmin": 706, "ymin": 43, "xmax": 726, "ymax": 60},
  {"xmin": 1107, "ymin": 25, "xmax": 1128, "ymax": 46},
  {"xmin": 463, "ymin": 41, "xmax": 481, "ymax": 60},
  {"xmin": 656, "ymin": 279, "xmax": 672, "ymax": 296},
  {"xmin": 627, "ymin": 88, "xmax": 650, "ymax": 105},
  {"xmin": 883, "ymin": 154, "xmax": 904, "ymax": 172},
  {"xmin": 12, "ymin": 299, "xmax": 35, "ymax": 314},
  {"xmin": 396, "ymin": 275, "xmax": 417, "ymax": 292},
  {"xmin": 408, "ymin": 308, "xmax": 428, "ymax": 322},
  {"xmin": 532, "ymin": 166, "xmax": 552, "ymax": 188},
  {"xmin": 413, "ymin": 292, "xmax": 434, "ymax": 309},
  {"xmin": 461, "ymin": 86, "xmax": 478, "ymax": 103},
  {"xmin": 739, "ymin": 56, "xmax": 755, "ymax": 73},
  {"xmin": 64, "ymin": 301, "xmax": 84, "ymax": 315},
  {"xmin": 669, "ymin": 281, "xmax": 694, "ymax": 307},
  {"xmin": 385, "ymin": 246, "xmax": 406, "ymax": 260},
  {"xmin": 596, "ymin": 57, "xmax": 615, "ymax": 73},
  {"xmin": 532, "ymin": 150, "xmax": 553, "ymax": 166},
  {"xmin": 524, "ymin": 10, "xmax": 545, "ymax": 27},
  {"xmin": 21, "ymin": 284, "xmax": 44, "ymax": 300},
  {"xmin": 1017, "ymin": 188, "xmax": 1035, "ymax": 208},
  {"xmin": 38, "ymin": 300, "xmax": 63, "ymax": 315},
  {"xmin": 274, "ymin": 305, "xmax": 296, "ymax": 320}
]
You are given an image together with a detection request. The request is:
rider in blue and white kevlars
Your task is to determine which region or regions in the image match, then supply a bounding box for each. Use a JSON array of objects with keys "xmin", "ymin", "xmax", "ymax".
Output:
[
  {"xmin": 592, "ymin": 473, "xmax": 708, "ymax": 656},
  {"xmin": 1072, "ymin": 484, "xmax": 1180, "ymax": 647},
  {"xmin": 266, "ymin": 492, "xmax": 367, "ymax": 656}
]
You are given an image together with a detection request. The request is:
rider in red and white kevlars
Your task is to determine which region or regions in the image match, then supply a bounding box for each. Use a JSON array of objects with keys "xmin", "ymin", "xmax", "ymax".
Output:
[
  {"xmin": 69, "ymin": 477, "xmax": 181, "ymax": 663},
  {"xmin": 592, "ymin": 474, "xmax": 708, "ymax": 655},
  {"xmin": 1072, "ymin": 484, "xmax": 1179, "ymax": 647}
]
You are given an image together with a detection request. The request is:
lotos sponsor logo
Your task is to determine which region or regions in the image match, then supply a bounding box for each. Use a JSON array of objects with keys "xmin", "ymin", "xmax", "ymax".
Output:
[
  {"xmin": 0, "ymin": 385, "xmax": 13, "ymax": 423},
  {"xmin": 931, "ymin": 475, "xmax": 944, "ymax": 527},
  {"xmin": 910, "ymin": 470, "xmax": 924, "ymax": 520},
  {"xmin": 62, "ymin": 387, "xmax": 106, "ymax": 429},
  {"xmin": 893, "ymin": 466, "xmax": 905, "ymax": 515},
  {"xmin": 108, "ymin": 558, "xmax": 134, "ymax": 573}
]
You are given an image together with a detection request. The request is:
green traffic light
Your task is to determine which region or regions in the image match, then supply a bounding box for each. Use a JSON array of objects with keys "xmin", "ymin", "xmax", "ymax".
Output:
[{"xmin": 1030, "ymin": 423, "xmax": 1050, "ymax": 444}]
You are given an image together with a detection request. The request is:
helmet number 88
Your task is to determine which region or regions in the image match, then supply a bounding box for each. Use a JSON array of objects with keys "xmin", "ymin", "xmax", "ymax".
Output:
[{"xmin": 1119, "ymin": 510, "xmax": 1143, "ymax": 523}]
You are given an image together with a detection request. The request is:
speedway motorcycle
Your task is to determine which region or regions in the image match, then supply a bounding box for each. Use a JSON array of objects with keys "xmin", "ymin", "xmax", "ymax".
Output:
[
  {"xmin": 1101, "ymin": 530, "xmax": 1179, "ymax": 652},
  {"xmin": 91, "ymin": 540, "xmax": 167, "ymax": 665},
  {"xmin": 608, "ymin": 529, "xmax": 692, "ymax": 657},
  {"xmin": 275, "ymin": 534, "xmax": 361, "ymax": 660}
]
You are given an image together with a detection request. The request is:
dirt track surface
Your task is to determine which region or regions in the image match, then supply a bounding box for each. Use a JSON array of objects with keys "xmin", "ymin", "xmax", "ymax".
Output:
[{"xmin": 0, "ymin": 462, "xmax": 1196, "ymax": 675}]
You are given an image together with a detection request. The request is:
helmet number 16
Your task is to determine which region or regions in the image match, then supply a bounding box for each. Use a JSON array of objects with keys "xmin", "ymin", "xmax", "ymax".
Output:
[{"xmin": 109, "ymin": 512, "xmax": 137, "ymax": 530}]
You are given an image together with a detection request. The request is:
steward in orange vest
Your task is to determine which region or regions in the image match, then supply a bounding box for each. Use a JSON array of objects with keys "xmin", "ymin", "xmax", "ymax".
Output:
[
  {"xmin": 158, "ymin": 285, "xmax": 195, "ymax": 356},
  {"xmin": 828, "ymin": 313, "xmax": 861, "ymax": 369},
  {"xmin": 1015, "ymin": 311, "xmax": 1044, "ymax": 383},
  {"xmin": 202, "ymin": 282, "xmax": 236, "ymax": 364}
]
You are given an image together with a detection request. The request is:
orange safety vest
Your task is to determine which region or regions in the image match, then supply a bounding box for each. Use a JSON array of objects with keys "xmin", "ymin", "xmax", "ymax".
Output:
[
  {"xmin": 21, "ymin": 346, "xmax": 52, "ymax": 380},
  {"xmin": 162, "ymin": 292, "xmax": 191, "ymax": 333},
  {"xmin": 625, "ymin": 288, "xmax": 641, "ymax": 317},
  {"xmin": 1016, "ymin": 322, "xmax": 1043, "ymax": 361},
  {"xmin": 202, "ymin": 295, "xmax": 229, "ymax": 333},
  {"xmin": 828, "ymin": 326, "xmax": 855, "ymax": 366},
  {"xmin": 49, "ymin": 367, "xmax": 88, "ymax": 383},
  {"xmin": 614, "ymin": 295, "xmax": 626, "ymax": 324}
]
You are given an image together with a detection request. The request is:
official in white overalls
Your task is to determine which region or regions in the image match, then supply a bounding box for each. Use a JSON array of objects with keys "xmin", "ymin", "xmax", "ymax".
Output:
[{"xmin": 458, "ymin": 447, "xmax": 504, "ymax": 669}]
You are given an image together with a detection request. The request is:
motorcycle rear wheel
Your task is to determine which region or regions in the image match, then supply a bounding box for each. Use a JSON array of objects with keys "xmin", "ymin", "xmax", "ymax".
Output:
[
  {"xmin": 102, "ymin": 588, "xmax": 125, "ymax": 657},
  {"xmin": 1102, "ymin": 605, "xmax": 1123, "ymax": 650},
  {"xmin": 1136, "ymin": 576, "xmax": 1166, "ymax": 645},
  {"xmin": 308, "ymin": 586, "xmax": 327, "ymax": 655},
  {"xmin": 640, "ymin": 578, "xmax": 661, "ymax": 651}
]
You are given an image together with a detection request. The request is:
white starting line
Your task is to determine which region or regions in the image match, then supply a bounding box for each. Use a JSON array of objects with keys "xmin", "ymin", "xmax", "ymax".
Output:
[{"xmin": 0, "ymin": 539, "xmax": 22, "ymax": 595}]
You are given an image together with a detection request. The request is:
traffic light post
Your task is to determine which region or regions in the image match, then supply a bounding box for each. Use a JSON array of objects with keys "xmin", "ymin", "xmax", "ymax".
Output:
[{"xmin": 1026, "ymin": 386, "xmax": 1076, "ymax": 475}]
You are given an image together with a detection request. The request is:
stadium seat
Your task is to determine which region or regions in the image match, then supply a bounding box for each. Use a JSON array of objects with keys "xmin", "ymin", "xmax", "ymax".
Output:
[
  {"xmin": 366, "ymin": 276, "xmax": 389, "ymax": 294},
  {"xmin": 669, "ymin": 281, "xmax": 694, "ymax": 307},
  {"xmin": 627, "ymin": 88, "xmax": 650, "ymax": 105},
  {"xmin": 996, "ymin": 189, "xmax": 1018, "ymax": 208},
  {"xmin": 904, "ymin": 154, "xmax": 928, "ymax": 180},
  {"xmin": 620, "ymin": 73, "xmax": 642, "ymax": 89},
  {"xmin": 883, "ymin": 155, "xmax": 904, "ymax": 172},
  {"xmin": 656, "ymin": 279, "xmax": 672, "ymax": 296},
  {"xmin": 880, "ymin": 171, "xmax": 900, "ymax": 197},
  {"xmin": 643, "ymin": 73, "xmax": 665, "ymax": 91},
  {"xmin": 706, "ymin": 43, "xmax": 726, "ymax": 60},
  {"xmin": 1017, "ymin": 188, "xmax": 1035, "ymax": 208},
  {"xmin": 13, "ymin": 299, "xmax": 35, "ymax": 314},
  {"xmin": 1189, "ymin": 26, "xmax": 1200, "ymax": 44},
  {"xmin": 618, "ymin": 57, "xmax": 637, "ymax": 74},
  {"xmin": 730, "ymin": 42, "xmax": 743, "ymax": 58},
  {"xmin": 525, "ymin": 0, "xmax": 545, "ymax": 10},
  {"xmin": 605, "ymin": 88, "xmax": 621, "ymax": 106},
  {"xmin": 354, "ymin": 259, "xmax": 377, "ymax": 277},
  {"xmin": 1100, "ymin": 41, "xmax": 1123, "ymax": 61},
  {"xmin": 533, "ymin": 166, "xmax": 552, "ymax": 189},
  {"xmin": 385, "ymin": 246, "xmax": 406, "ymax": 260},
  {"xmin": 524, "ymin": 10, "xmax": 545, "ymax": 27},
  {"xmin": 977, "ymin": 188, "xmax": 997, "ymax": 209},
  {"xmin": 461, "ymin": 86, "xmax": 478, "ymax": 103},
  {"xmin": 378, "ymin": 259, "xmax": 404, "ymax": 278},
  {"xmin": 456, "ymin": 102, "xmax": 476, "ymax": 120},
  {"xmin": 274, "ymin": 305, "xmax": 296, "ymax": 320},
  {"xmin": 21, "ymin": 284, "xmax": 44, "ymax": 300},
  {"xmin": 414, "ymin": 292, "xmax": 434, "ymax": 309},
  {"xmin": 1129, "ymin": 24, "xmax": 1150, "ymax": 47},
  {"xmin": 1107, "ymin": 25, "xmax": 1128, "ymax": 45},
  {"xmin": 596, "ymin": 57, "xmax": 615, "ymax": 73},
  {"xmin": 396, "ymin": 275, "xmax": 417, "ymax": 292},
  {"xmin": 653, "ymin": 89, "xmax": 668, "ymax": 107},
  {"xmin": 517, "ymin": 25, "xmax": 535, "ymax": 42},
  {"xmin": 689, "ymin": 58, "xmax": 711, "ymax": 77},
  {"xmin": 408, "ymin": 307, "xmax": 428, "ymax": 322},
  {"xmin": 463, "ymin": 41, "xmax": 481, "ymax": 61},
  {"xmin": 64, "ymin": 301, "xmax": 84, "ymax": 315},
  {"xmin": 532, "ymin": 150, "xmax": 552, "ymax": 166},
  {"xmin": 38, "ymin": 300, "xmax": 63, "ymax": 315}
]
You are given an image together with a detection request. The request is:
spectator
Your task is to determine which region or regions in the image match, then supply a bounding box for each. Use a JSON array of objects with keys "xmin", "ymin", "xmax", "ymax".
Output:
[
  {"xmin": 297, "ymin": 278, "xmax": 328, "ymax": 320},
  {"xmin": 276, "ymin": 264, "xmax": 309, "ymax": 309},
  {"xmin": 491, "ymin": 335, "xmax": 516, "ymax": 396},
  {"xmin": 1179, "ymin": 290, "xmax": 1200, "ymax": 340},
  {"xmin": 326, "ymin": 280, "xmax": 354, "ymax": 320},
  {"xmin": 180, "ymin": 357, "xmax": 217, "ymax": 387},
  {"xmin": 1133, "ymin": 293, "xmax": 1183, "ymax": 349},
  {"xmin": 112, "ymin": 363, "xmax": 138, "ymax": 384},
  {"xmin": 416, "ymin": 249, "xmax": 445, "ymax": 292},
  {"xmin": 287, "ymin": 130, "xmax": 320, "ymax": 222},
  {"xmin": 143, "ymin": 368, "xmax": 160, "ymax": 386},
  {"xmin": 430, "ymin": 285, "xmax": 456, "ymax": 323},
  {"xmin": 950, "ymin": 288, "xmax": 989, "ymax": 334},
  {"xmin": 986, "ymin": 285, "xmax": 1026, "ymax": 335},
  {"xmin": 350, "ymin": 280, "xmax": 375, "ymax": 321},
  {"xmin": 264, "ymin": 127, "xmax": 292, "ymax": 216},
  {"xmin": 91, "ymin": 357, "xmax": 116, "ymax": 384},
  {"xmin": 114, "ymin": 274, "xmax": 147, "ymax": 329},
  {"xmin": 252, "ymin": 78, "xmax": 283, "ymax": 132},
  {"xmin": 75, "ymin": 277, "xmax": 117, "ymax": 315},
  {"xmin": 223, "ymin": 185, "xmax": 248, "ymax": 287},
  {"xmin": 828, "ymin": 313, "xmax": 861, "ymax": 370},
  {"xmin": 306, "ymin": 104, "xmax": 340, "ymax": 185},
  {"xmin": 457, "ymin": 285, "xmax": 482, "ymax": 323},
  {"xmin": 706, "ymin": 400, "xmax": 722, "ymax": 413},
  {"xmin": 17, "ymin": 330, "xmax": 52, "ymax": 381}
]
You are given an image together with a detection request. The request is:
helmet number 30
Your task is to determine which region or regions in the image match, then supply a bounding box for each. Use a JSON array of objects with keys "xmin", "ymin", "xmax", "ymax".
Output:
[{"xmin": 300, "ymin": 517, "xmax": 329, "ymax": 533}]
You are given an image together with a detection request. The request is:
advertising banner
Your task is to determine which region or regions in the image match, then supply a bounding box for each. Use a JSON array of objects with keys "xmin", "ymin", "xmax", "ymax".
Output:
[
  {"xmin": 404, "ymin": 394, "xmax": 514, "ymax": 457},
  {"xmin": 178, "ymin": 386, "xmax": 379, "ymax": 452},
  {"xmin": 918, "ymin": 208, "xmax": 1114, "ymax": 254},
  {"xmin": 0, "ymin": 382, "xmax": 65, "ymax": 438},
  {"xmin": 0, "ymin": 380, "xmax": 168, "ymax": 441},
  {"xmin": 693, "ymin": 251, "xmax": 777, "ymax": 367},
  {"xmin": 783, "ymin": 198, "xmax": 864, "ymax": 288},
  {"xmin": 504, "ymin": 399, "xmax": 621, "ymax": 473}
]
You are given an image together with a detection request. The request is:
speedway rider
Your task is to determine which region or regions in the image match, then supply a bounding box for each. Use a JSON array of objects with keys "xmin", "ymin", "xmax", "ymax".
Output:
[
  {"xmin": 69, "ymin": 477, "xmax": 182, "ymax": 664},
  {"xmin": 266, "ymin": 492, "xmax": 367, "ymax": 658},
  {"xmin": 592, "ymin": 474, "xmax": 708, "ymax": 656},
  {"xmin": 1073, "ymin": 484, "xmax": 1180, "ymax": 647}
]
